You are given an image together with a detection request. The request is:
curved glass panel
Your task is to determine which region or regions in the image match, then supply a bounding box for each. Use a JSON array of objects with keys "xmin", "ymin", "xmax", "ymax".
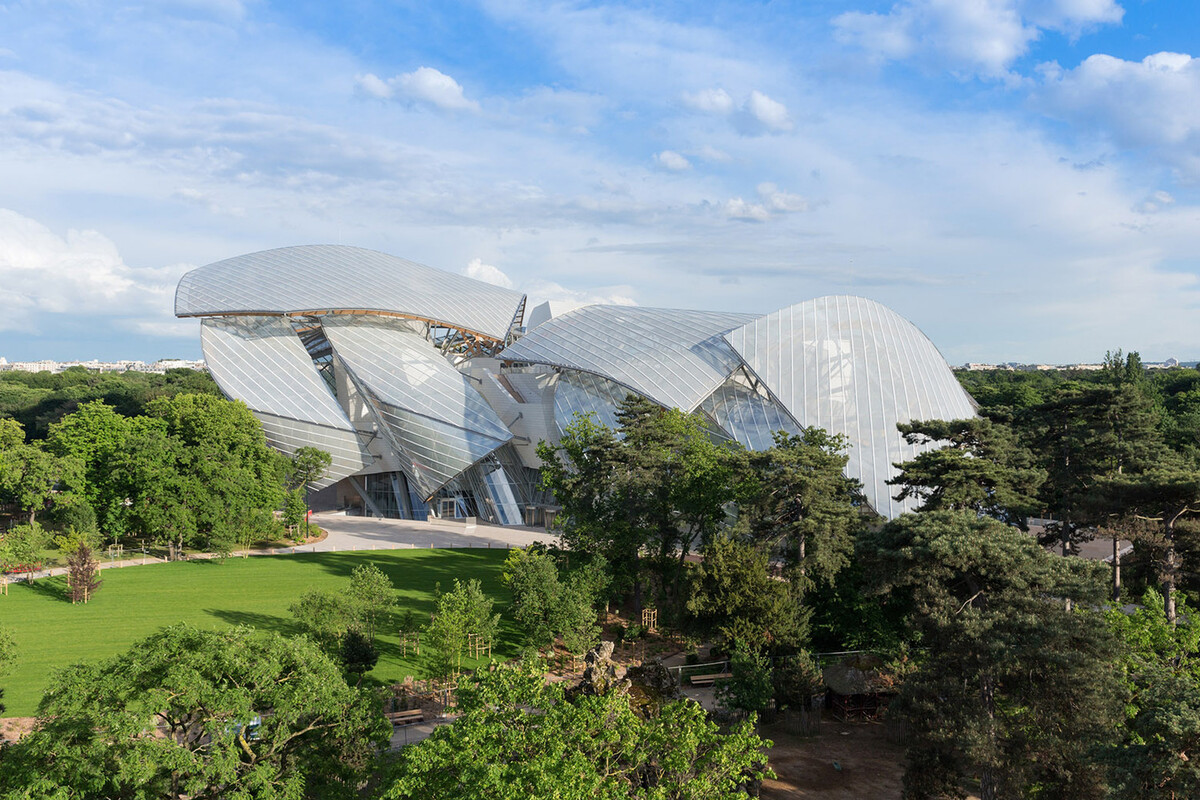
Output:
[
  {"xmin": 725, "ymin": 296, "xmax": 977, "ymax": 519},
  {"xmin": 552, "ymin": 370, "xmax": 629, "ymax": 436},
  {"xmin": 177, "ymin": 245, "xmax": 525, "ymax": 341},
  {"xmin": 199, "ymin": 317, "xmax": 372, "ymax": 484},
  {"xmin": 501, "ymin": 305, "xmax": 755, "ymax": 412},
  {"xmin": 701, "ymin": 379, "xmax": 802, "ymax": 452},
  {"xmin": 322, "ymin": 315, "xmax": 513, "ymax": 442}
]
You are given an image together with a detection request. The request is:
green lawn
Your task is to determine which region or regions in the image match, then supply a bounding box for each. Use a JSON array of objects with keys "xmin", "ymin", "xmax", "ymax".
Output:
[{"xmin": 0, "ymin": 549, "xmax": 517, "ymax": 717}]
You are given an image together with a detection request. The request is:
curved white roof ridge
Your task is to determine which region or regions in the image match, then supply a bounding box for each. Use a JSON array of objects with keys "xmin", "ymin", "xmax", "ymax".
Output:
[
  {"xmin": 175, "ymin": 244, "xmax": 526, "ymax": 341},
  {"xmin": 724, "ymin": 294, "xmax": 977, "ymax": 518}
]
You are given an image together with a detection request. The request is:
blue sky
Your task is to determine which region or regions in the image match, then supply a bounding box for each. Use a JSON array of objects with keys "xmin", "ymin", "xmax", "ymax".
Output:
[{"xmin": 1, "ymin": 0, "xmax": 1199, "ymax": 365}]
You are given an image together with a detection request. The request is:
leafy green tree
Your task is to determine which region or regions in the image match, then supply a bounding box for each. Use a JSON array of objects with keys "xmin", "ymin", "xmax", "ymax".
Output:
[
  {"xmin": 382, "ymin": 660, "xmax": 772, "ymax": 800},
  {"xmin": 889, "ymin": 417, "xmax": 1045, "ymax": 527},
  {"xmin": 339, "ymin": 629, "xmax": 379, "ymax": 684},
  {"xmin": 426, "ymin": 579, "xmax": 500, "ymax": 677},
  {"xmin": 0, "ymin": 624, "xmax": 15, "ymax": 715},
  {"xmin": 0, "ymin": 624, "xmax": 389, "ymax": 800},
  {"xmin": 289, "ymin": 564, "xmax": 396, "ymax": 653},
  {"xmin": 288, "ymin": 446, "xmax": 332, "ymax": 538},
  {"xmin": 772, "ymin": 651, "xmax": 823, "ymax": 712},
  {"xmin": 503, "ymin": 547, "xmax": 602, "ymax": 654},
  {"xmin": 345, "ymin": 563, "xmax": 396, "ymax": 641},
  {"xmin": 282, "ymin": 487, "xmax": 306, "ymax": 532},
  {"xmin": 0, "ymin": 522, "xmax": 51, "ymax": 572},
  {"xmin": 716, "ymin": 644, "xmax": 774, "ymax": 717},
  {"xmin": 0, "ymin": 437, "xmax": 82, "ymax": 524},
  {"xmin": 687, "ymin": 532, "xmax": 803, "ymax": 649},
  {"xmin": 1094, "ymin": 461, "xmax": 1200, "ymax": 624},
  {"xmin": 290, "ymin": 588, "xmax": 355, "ymax": 652},
  {"xmin": 861, "ymin": 511, "xmax": 1122, "ymax": 800},
  {"xmin": 540, "ymin": 397, "xmax": 738, "ymax": 617},
  {"xmin": 735, "ymin": 428, "xmax": 863, "ymax": 593}
]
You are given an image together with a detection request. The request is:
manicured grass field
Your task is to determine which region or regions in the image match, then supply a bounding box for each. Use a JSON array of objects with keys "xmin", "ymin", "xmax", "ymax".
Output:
[{"xmin": 0, "ymin": 549, "xmax": 516, "ymax": 717}]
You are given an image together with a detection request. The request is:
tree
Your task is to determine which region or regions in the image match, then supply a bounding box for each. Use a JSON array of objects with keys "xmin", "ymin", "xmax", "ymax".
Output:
[
  {"xmin": 0, "ymin": 624, "xmax": 15, "ymax": 715},
  {"xmin": 1103, "ymin": 589, "xmax": 1200, "ymax": 798},
  {"xmin": 503, "ymin": 547, "xmax": 603, "ymax": 654},
  {"xmin": 889, "ymin": 417, "xmax": 1045, "ymax": 527},
  {"xmin": 0, "ymin": 438, "xmax": 82, "ymax": 523},
  {"xmin": 345, "ymin": 563, "xmax": 396, "ymax": 642},
  {"xmin": 288, "ymin": 564, "xmax": 397, "ymax": 651},
  {"xmin": 65, "ymin": 540, "xmax": 102, "ymax": 604},
  {"xmin": 426, "ymin": 579, "xmax": 500, "ymax": 677},
  {"xmin": 0, "ymin": 624, "xmax": 389, "ymax": 800},
  {"xmin": 382, "ymin": 659, "xmax": 772, "ymax": 800},
  {"xmin": 735, "ymin": 428, "xmax": 863, "ymax": 593},
  {"xmin": 716, "ymin": 644, "xmax": 774, "ymax": 717},
  {"xmin": 687, "ymin": 533, "xmax": 803, "ymax": 649},
  {"xmin": 288, "ymin": 446, "xmax": 332, "ymax": 539},
  {"xmin": 539, "ymin": 397, "xmax": 738, "ymax": 617},
  {"xmin": 283, "ymin": 487, "xmax": 306, "ymax": 533},
  {"xmin": 0, "ymin": 522, "xmax": 51, "ymax": 574},
  {"xmin": 339, "ymin": 630, "xmax": 379, "ymax": 683},
  {"xmin": 1094, "ymin": 461, "xmax": 1200, "ymax": 625},
  {"xmin": 861, "ymin": 511, "xmax": 1122, "ymax": 800}
]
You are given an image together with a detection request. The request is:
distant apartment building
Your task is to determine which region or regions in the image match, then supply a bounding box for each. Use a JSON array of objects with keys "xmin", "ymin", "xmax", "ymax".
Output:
[{"xmin": 0, "ymin": 357, "xmax": 205, "ymax": 374}]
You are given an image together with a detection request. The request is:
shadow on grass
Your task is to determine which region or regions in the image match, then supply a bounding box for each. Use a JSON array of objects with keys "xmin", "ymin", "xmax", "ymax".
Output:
[
  {"xmin": 205, "ymin": 608, "xmax": 302, "ymax": 637},
  {"xmin": 22, "ymin": 574, "xmax": 69, "ymax": 602}
]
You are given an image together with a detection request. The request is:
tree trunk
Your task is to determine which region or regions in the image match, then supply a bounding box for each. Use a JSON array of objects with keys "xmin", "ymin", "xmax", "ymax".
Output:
[
  {"xmin": 1112, "ymin": 535, "xmax": 1121, "ymax": 603},
  {"xmin": 980, "ymin": 673, "xmax": 997, "ymax": 800},
  {"xmin": 1164, "ymin": 524, "xmax": 1178, "ymax": 626}
]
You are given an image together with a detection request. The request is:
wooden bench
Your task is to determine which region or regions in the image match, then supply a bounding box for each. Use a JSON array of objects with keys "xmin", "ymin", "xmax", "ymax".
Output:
[
  {"xmin": 385, "ymin": 709, "xmax": 424, "ymax": 727},
  {"xmin": 689, "ymin": 672, "xmax": 732, "ymax": 688}
]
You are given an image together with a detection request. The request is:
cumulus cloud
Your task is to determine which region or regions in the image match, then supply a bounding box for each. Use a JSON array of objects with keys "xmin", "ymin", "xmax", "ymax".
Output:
[
  {"xmin": 683, "ymin": 87, "xmax": 792, "ymax": 134},
  {"xmin": 1036, "ymin": 52, "xmax": 1200, "ymax": 174},
  {"xmin": 681, "ymin": 87, "xmax": 735, "ymax": 114},
  {"xmin": 1135, "ymin": 190, "xmax": 1175, "ymax": 214},
  {"xmin": 355, "ymin": 67, "xmax": 480, "ymax": 111},
  {"xmin": 693, "ymin": 144, "xmax": 731, "ymax": 162},
  {"xmin": 833, "ymin": 0, "xmax": 1123, "ymax": 78},
  {"xmin": 723, "ymin": 183, "xmax": 809, "ymax": 222},
  {"xmin": 463, "ymin": 257, "xmax": 515, "ymax": 289},
  {"xmin": 654, "ymin": 150, "xmax": 691, "ymax": 171},
  {"xmin": 523, "ymin": 279, "xmax": 638, "ymax": 310},
  {"xmin": 740, "ymin": 90, "xmax": 793, "ymax": 133},
  {"xmin": 0, "ymin": 208, "xmax": 190, "ymax": 336}
]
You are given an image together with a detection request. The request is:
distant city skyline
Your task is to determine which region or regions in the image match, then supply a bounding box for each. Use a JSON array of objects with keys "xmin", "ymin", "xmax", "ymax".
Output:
[{"xmin": 2, "ymin": 1, "xmax": 1200, "ymax": 364}]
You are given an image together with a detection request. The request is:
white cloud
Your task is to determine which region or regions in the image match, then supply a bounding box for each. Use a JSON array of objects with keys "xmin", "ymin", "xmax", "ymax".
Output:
[
  {"xmin": 693, "ymin": 144, "xmax": 731, "ymax": 162},
  {"xmin": 741, "ymin": 90, "xmax": 792, "ymax": 133},
  {"xmin": 833, "ymin": 0, "xmax": 1123, "ymax": 78},
  {"xmin": 723, "ymin": 183, "xmax": 808, "ymax": 221},
  {"xmin": 0, "ymin": 208, "xmax": 189, "ymax": 335},
  {"xmin": 723, "ymin": 197, "xmax": 771, "ymax": 222},
  {"xmin": 354, "ymin": 73, "xmax": 392, "ymax": 100},
  {"xmin": 654, "ymin": 150, "xmax": 691, "ymax": 171},
  {"xmin": 1135, "ymin": 190, "xmax": 1175, "ymax": 214},
  {"xmin": 355, "ymin": 67, "xmax": 480, "ymax": 111},
  {"xmin": 524, "ymin": 279, "xmax": 638, "ymax": 310},
  {"xmin": 1036, "ymin": 52, "xmax": 1200, "ymax": 175},
  {"xmin": 682, "ymin": 87, "xmax": 735, "ymax": 114},
  {"xmin": 757, "ymin": 182, "xmax": 809, "ymax": 212},
  {"xmin": 463, "ymin": 257, "xmax": 515, "ymax": 289}
]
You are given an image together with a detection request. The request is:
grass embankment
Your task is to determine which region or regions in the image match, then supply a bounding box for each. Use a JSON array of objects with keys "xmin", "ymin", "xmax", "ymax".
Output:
[{"xmin": 0, "ymin": 548, "xmax": 515, "ymax": 717}]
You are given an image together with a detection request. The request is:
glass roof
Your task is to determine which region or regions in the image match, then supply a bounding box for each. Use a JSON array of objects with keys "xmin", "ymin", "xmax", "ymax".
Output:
[
  {"xmin": 321, "ymin": 315, "xmax": 514, "ymax": 443},
  {"xmin": 724, "ymin": 295, "xmax": 977, "ymax": 519},
  {"xmin": 500, "ymin": 305, "xmax": 756, "ymax": 412},
  {"xmin": 176, "ymin": 245, "xmax": 526, "ymax": 341},
  {"xmin": 199, "ymin": 317, "xmax": 373, "ymax": 485}
]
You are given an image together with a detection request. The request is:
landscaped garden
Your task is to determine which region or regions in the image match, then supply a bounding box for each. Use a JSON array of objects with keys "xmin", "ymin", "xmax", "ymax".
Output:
[{"xmin": 0, "ymin": 548, "xmax": 516, "ymax": 717}]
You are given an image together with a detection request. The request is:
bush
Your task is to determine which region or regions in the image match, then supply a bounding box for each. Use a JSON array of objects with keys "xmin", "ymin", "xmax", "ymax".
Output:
[{"xmin": 685, "ymin": 651, "xmax": 700, "ymax": 666}]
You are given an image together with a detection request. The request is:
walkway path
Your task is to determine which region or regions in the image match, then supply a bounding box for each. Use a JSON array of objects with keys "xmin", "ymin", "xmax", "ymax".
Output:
[{"xmin": 4, "ymin": 514, "xmax": 559, "ymax": 583}]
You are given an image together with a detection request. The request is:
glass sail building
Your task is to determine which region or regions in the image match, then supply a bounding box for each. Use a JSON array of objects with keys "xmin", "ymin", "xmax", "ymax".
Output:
[{"xmin": 176, "ymin": 245, "xmax": 976, "ymax": 523}]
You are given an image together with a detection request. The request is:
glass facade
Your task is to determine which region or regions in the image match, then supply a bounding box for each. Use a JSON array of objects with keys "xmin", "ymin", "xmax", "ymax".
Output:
[{"xmin": 182, "ymin": 245, "xmax": 976, "ymax": 523}]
